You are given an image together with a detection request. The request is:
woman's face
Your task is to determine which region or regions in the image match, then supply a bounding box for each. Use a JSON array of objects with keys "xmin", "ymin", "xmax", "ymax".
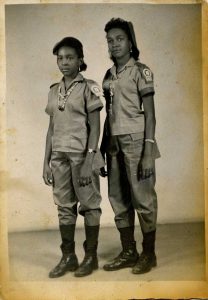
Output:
[
  {"xmin": 106, "ymin": 28, "xmax": 131, "ymax": 60},
  {"xmin": 57, "ymin": 46, "xmax": 82, "ymax": 78}
]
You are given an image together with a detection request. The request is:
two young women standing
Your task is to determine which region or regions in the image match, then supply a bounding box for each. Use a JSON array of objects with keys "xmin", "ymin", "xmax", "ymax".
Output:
[{"xmin": 43, "ymin": 18, "xmax": 160, "ymax": 278}]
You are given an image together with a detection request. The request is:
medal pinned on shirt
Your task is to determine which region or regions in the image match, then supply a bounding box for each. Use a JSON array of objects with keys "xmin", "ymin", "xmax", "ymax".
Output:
[
  {"xmin": 142, "ymin": 68, "xmax": 153, "ymax": 83},
  {"xmin": 58, "ymin": 81, "xmax": 79, "ymax": 111}
]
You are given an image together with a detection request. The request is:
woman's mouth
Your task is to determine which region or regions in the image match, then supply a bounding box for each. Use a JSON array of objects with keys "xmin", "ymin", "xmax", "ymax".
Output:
[{"xmin": 112, "ymin": 49, "xmax": 121, "ymax": 53}]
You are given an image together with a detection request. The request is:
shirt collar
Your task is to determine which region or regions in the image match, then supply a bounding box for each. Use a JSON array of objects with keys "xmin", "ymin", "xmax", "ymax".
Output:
[
  {"xmin": 110, "ymin": 57, "xmax": 136, "ymax": 77},
  {"xmin": 60, "ymin": 73, "xmax": 84, "ymax": 92}
]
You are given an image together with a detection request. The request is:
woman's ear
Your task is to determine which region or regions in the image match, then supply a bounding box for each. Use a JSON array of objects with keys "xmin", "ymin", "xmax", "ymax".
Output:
[
  {"xmin": 79, "ymin": 58, "xmax": 83, "ymax": 66},
  {"xmin": 129, "ymin": 41, "xmax": 132, "ymax": 52}
]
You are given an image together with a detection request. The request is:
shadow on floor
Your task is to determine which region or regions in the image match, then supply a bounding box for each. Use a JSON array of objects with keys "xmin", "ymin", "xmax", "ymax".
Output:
[{"xmin": 8, "ymin": 223, "xmax": 205, "ymax": 281}]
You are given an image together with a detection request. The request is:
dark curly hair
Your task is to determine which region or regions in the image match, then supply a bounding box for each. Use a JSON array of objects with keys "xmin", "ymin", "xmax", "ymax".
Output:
[
  {"xmin": 53, "ymin": 37, "xmax": 87, "ymax": 72},
  {"xmin": 104, "ymin": 18, "xmax": 140, "ymax": 63}
]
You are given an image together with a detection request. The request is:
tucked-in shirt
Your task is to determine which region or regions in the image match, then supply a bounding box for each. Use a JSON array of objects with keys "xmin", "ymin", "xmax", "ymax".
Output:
[
  {"xmin": 102, "ymin": 57, "xmax": 155, "ymax": 136},
  {"xmin": 45, "ymin": 73, "xmax": 103, "ymax": 153}
]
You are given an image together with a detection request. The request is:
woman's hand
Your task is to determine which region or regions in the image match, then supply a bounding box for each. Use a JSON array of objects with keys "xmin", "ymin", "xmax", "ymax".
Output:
[
  {"xmin": 99, "ymin": 144, "xmax": 107, "ymax": 177},
  {"xmin": 78, "ymin": 161, "xmax": 93, "ymax": 187},
  {"xmin": 43, "ymin": 163, "xmax": 53, "ymax": 186},
  {"xmin": 138, "ymin": 156, "xmax": 154, "ymax": 180},
  {"xmin": 99, "ymin": 167, "xmax": 108, "ymax": 177}
]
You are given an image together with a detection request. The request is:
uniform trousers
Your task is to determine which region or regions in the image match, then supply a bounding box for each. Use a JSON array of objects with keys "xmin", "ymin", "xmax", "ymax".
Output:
[
  {"xmin": 106, "ymin": 134, "xmax": 159, "ymax": 233},
  {"xmin": 51, "ymin": 151, "xmax": 102, "ymax": 226}
]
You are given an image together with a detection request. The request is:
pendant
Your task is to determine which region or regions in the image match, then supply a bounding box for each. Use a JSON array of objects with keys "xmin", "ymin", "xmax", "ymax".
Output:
[{"xmin": 58, "ymin": 105, "xmax": 65, "ymax": 111}]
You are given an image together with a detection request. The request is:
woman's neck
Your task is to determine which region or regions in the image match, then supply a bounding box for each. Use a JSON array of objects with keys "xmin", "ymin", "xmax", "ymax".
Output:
[
  {"xmin": 116, "ymin": 54, "xmax": 131, "ymax": 71},
  {"xmin": 64, "ymin": 73, "xmax": 78, "ymax": 90}
]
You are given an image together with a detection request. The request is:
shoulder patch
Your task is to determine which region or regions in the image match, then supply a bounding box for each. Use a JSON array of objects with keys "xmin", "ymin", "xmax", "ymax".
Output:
[
  {"xmin": 91, "ymin": 85, "xmax": 102, "ymax": 97},
  {"xmin": 50, "ymin": 82, "xmax": 59, "ymax": 89},
  {"xmin": 142, "ymin": 68, "xmax": 153, "ymax": 82},
  {"xmin": 135, "ymin": 62, "xmax": 153, "ymax": 83},
  {"xmin": 86, "ymin": 80, "xmax": 102, "ymax": 97}
]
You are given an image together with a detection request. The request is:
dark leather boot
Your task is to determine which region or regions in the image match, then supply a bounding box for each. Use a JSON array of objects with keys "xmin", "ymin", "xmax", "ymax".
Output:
[
  {"xmin": 49, "ymin": 224, "xmax": 79, "ymax": 278},
  {"xmin": 74, "ymin": 225, "xmax": 99, "ymax": 277},
  {"xmin": 103, "ymin": 241, "xmax": 138, "ymax": 271},
  {"xmin": 49, "ymin": 242, "xmax": 79, "ymax": 278},
  {"xmin": 103, "ymin": 226, "xmax": 138, "ymax": 271},
  {"xmin": 74, "ymin": 241, "xmax": 98, "ymax": 277},
  {"xmin": 49, "ymin": 252, "xmax": 79, "ymax": 278},
  {"xmin": 132, "ymin": 230, "xmax": 157, "ymax": 274}
]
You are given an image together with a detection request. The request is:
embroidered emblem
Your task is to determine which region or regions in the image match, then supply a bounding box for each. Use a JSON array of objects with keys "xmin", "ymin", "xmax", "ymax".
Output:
[
  {"xmin": 143, "ymin": 68, "xmax": 153, "ymax": 82},
  {"xmin": 91, "ymin": 85, "xmax": 102, "ymax": 97}
]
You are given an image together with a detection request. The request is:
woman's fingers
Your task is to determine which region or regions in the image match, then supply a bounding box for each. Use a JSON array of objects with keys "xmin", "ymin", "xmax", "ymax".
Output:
[
  {"xmin": 43, "ymin": 172, "xmax": 53, "ymax": 186},
  {"xmin": 78, "ymin": 176, "xmax": 92, "ymax": 187},
  {"xmin": 139, "ymin": 167, "xmax": 154, "ymax": 180},
  {"xmin": 99, "ymin": 167, "xmax": 107, "ymax": 177}
]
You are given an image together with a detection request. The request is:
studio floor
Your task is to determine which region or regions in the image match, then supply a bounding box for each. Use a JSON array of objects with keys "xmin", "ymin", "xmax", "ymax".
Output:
[{"xmin": 8, "ymin": 222, "xmax": 205, "ymax": 281}]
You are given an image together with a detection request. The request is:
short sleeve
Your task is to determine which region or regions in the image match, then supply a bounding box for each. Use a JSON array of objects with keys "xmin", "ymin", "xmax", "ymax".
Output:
[
  {"xmin": 84, "ymin": 80, "xmax": 103, "ymax": 113},
  {"xmin": 45, "ymin": 88, "xmax": 54, "ymax": 116},
  {"xmin": 136, "ymin": 64, "xmax": 155, "ymax": 97}
]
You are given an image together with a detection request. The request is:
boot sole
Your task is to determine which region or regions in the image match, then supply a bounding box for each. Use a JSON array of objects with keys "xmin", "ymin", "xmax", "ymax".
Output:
[
  {"xmin": 103, "ymin": 261, "xmax": 137, "ymax": 271},
  {"xmin": 132, "ymin": 261, "xmax": 157, "ymax": 274},
  {"xmin": 49, "ymin": 264, "xmax": 79, "ymax": 278},
  {"xmin": 74, "ymin": 265, "xmax": 98, "ymax": 277},
  {"xmin": 67, "ymin": 264, "xmax": 79, "ymax": 272}
]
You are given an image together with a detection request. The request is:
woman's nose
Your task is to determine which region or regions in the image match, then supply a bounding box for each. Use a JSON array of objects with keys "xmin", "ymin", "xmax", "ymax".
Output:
[
  {"xmin": 62, "ymin": 57, "xmax": 69, "ymax": 65},
  {"xmin": 112, "ymin": 41, "xmax": 119, "ymax": 48}
]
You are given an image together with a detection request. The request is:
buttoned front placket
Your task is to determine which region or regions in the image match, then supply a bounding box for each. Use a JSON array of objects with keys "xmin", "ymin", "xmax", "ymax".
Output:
[{"xmin": 109, "ymin": 63, "xmax": 131, "ymax": 133}]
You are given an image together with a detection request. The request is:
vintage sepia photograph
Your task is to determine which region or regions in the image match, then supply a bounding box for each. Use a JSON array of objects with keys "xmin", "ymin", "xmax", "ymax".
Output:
[{"xmin": 0, "ymin": 1, "xmax": 207, "ymax": 299}]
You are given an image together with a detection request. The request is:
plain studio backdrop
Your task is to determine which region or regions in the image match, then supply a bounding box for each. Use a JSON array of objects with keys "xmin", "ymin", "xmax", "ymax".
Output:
[{"xmin": 5, "ymin": 3, "xmax": 203, "ymax": 233}]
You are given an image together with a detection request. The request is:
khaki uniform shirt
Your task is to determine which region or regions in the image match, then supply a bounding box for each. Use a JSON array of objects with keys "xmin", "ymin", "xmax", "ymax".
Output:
[
  {"xmin": 103, "ymin": 57, "xmax": 155, "ymax": 137},
  {"xmin": 45, "ymin": 73, "xmax": 103, "ymax": 153}
]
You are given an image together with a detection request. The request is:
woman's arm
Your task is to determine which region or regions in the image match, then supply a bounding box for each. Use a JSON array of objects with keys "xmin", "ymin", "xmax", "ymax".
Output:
[
  {"xmin": 99, "ymin": 118, "xmax": 108, "ymax": 177},
  {"xmin": 43, "ymin": 116, "xmax": 53, "ymax": 186},
  {"xmin": 78, "ymin": 109, "xmax": 101, "ymax": 186},
  {"xmin": 139, "ymin": 94, "xmax": 156, "ymax": 180}
]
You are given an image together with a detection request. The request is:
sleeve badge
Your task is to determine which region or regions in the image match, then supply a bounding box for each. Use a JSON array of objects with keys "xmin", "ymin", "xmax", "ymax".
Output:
[
  {"xmin": 142, "ymin": 68, "xmax": 153, "ymax": 83},
  {"xmin": 90, "ymin": 85, "xmax": 102, "ymax": 97}
]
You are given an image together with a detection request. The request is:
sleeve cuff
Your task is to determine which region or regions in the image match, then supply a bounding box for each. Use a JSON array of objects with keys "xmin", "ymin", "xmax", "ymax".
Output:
[
  {"xmin": 140, "ymin": 87, "xmax": 155, "ymax": 97},
  {"xmin": 87, "ymin": 102, "xmax": 103, "ymax": 113}
]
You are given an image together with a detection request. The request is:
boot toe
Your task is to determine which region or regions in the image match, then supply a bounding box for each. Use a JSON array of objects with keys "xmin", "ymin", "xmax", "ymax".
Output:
[
  {"xmin": 48, "ymin": 254, "xmax": 79, "ymax": 278},
  {"xmin": 103, "ymin": 251, "xmax": 138, "ymax": 271},
  {"xmin": 49, "ymin": 266, "xmax": 65, "ymax": 278},
  {"xmin": 74, "ymin": 256, "xmax": 98, "ymax": 277},
  {"xmin": 103, "ymin": 259, "xmax": 137, "ymax": 271},
  {"xmin": 132, "ymin": 253, "xmax": 157, "ymax": 274}
]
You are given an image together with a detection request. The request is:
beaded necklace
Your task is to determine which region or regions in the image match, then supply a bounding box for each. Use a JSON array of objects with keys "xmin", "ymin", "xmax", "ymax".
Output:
[{"xmin": 58, "ymin": 81, "xmax": 79, "ymax": 111}]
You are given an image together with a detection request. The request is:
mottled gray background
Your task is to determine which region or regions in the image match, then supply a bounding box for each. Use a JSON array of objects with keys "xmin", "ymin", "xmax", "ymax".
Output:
[{"xmin": 5, "ymin": 3, "xmax": 203, "ymax": 232}]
